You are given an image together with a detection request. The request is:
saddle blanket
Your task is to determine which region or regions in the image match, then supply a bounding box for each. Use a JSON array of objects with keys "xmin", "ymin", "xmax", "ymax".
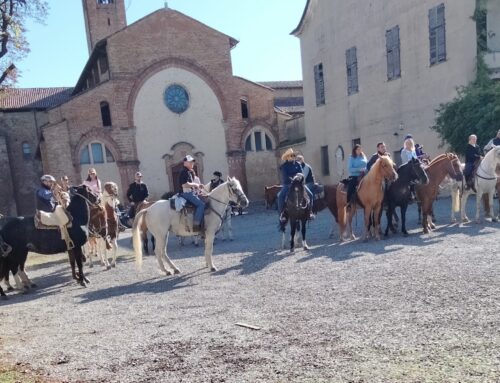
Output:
[{"xmin": 35, "ymin": 206, "xmax": 72, "ymax": 230}]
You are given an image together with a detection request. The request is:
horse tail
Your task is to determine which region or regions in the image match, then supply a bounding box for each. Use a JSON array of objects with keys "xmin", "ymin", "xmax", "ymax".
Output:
[
  {"xmin": 132, "ymin": 209, "xmax": 147, "ymax": 269},
  {"xmin": 452, "ymin": 184, "xmax": 460, "ymax": 213}
]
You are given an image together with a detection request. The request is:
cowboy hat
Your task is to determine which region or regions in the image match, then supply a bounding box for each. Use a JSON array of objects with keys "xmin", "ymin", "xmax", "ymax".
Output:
[{"xmin": 281, "ymin": 148, "xmax": 295, "ymax": 161}]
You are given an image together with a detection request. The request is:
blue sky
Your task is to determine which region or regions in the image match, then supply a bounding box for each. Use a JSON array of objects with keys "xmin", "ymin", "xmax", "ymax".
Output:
[{"xmin": 16, "ymin": 0, "xmax": 306, "ymax": 88}]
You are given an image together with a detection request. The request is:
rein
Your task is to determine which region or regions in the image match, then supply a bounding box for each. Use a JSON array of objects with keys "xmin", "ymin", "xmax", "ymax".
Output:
[{"xmin": 476, "ymin": 161, "xmax": 498, "ymax": 181}]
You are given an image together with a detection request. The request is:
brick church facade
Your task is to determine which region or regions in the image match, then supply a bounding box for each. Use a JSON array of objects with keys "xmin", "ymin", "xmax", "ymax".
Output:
[{"xmin": 1, "ymin": 1, "xmax": 288, "ymax": 215}]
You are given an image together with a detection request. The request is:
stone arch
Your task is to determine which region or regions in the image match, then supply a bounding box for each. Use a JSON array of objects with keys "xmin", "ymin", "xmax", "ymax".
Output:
[
  {"xmin": 240, "ymin": 122, "xmax": 278, "ymax": 152},
  {"xmin": 126, "ymin": 57, "xmax": 230, "ymax": 127},
  {"xmin": 73, "ymin": 128, "xmax": 122, "ymax": 171}
]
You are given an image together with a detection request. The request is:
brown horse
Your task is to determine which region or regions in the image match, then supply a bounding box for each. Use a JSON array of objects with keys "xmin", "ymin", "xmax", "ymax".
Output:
[
  {"xmin": 416, "ymin": 153, "xmax": 463, "ymax": 233},
  {"xmin": 338, "ymin": 156, "xmax": 398, "ymax": 241},
  {"xmin": 264, "ymin": 185, "xmax": 281, "ymax": 209}
]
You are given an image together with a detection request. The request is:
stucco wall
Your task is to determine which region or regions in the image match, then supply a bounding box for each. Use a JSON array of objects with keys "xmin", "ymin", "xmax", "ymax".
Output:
[
  {"xmin": 133, "ymin": 67, "xmax": 228, "ymax": 199},
  {"xmin": 297, "ymin": 0, "xmax": 477, "ymax": 183}
]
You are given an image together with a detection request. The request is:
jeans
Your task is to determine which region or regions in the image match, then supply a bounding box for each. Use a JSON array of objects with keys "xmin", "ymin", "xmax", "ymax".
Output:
[
  {"xmin": 179, "ymin": 192, "xmax": 205, "ymax": 225},
  {"xmin": 277, "ymin": 184, "xmax": 314, "ymax": 212}
]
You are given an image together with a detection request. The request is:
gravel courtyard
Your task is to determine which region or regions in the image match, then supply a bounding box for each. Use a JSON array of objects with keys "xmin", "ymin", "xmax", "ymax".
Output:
[{"xmin": 1, "ymin": 197, "xmax": 499, "ymax": 383}]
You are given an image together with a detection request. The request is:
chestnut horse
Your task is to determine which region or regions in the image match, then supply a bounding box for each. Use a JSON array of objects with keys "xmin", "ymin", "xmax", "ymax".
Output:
[
  {"xmin": 416, "ymin": 153, "xmax": 463, "ymax": 234},
  {"xmin": 338, "ymin": 156, "xmax": 398, "ymax": 241}
]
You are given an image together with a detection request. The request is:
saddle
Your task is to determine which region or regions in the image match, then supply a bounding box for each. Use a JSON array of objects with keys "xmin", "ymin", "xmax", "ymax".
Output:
[
  {"xmin": 169, "ymin": 195, "xmax": 211, "ymax": 234},
  {"xmin": 35, "ymin": 207, "xmax": 74, "ymax": 250}
]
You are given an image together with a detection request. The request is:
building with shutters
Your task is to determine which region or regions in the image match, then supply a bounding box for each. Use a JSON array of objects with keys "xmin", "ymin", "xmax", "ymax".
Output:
[{"xmin": 292, "ymin": 0, "xmax": 500, "ymax": 182}]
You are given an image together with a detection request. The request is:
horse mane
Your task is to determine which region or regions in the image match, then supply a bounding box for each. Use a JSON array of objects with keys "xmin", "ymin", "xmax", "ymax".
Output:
[{"xmin": 365, "ymin": 155, "xmax": 393, "ymax": 181}]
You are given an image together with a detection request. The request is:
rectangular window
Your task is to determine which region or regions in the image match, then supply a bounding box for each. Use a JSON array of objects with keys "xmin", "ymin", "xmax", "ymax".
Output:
[
  {"xmin": 429, "ymin": 3, "xmax": 446, "ymax": 65},
  {"xmin": 352, "ymin": 138, "xmax": 361, "ymax": 148},
  {"xmin": 100, "ymin": 102, "xmax": 112, "ymax": 127},
  {"xmin": 321, "ymin": 145, "xmax": 330, "ymax": 176},
  {"xmin": 314, "ymin": 63, "xmax": 325, "ymax": 106},
  {"xmin": 346, "ymin": 47, "xmax": 358, "ymax": 95},
  {"xmin": 254, "ymin": 131, "xmax": 262, "ymax": 151},
  {"xmin": 240, "ymin": 99, "xmax": 249, "ymax": 119},
  {"xmin": 91, "ymin": 143, "xmax": 104, "ymax": 164},
  {"xmin": 386, "ymin": 25, "xmax": 401, "ymax": 80}
]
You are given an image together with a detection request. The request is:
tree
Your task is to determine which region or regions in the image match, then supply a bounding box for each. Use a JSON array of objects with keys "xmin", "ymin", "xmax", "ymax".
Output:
[{"xmin": 0, "ymin": 0, "xmax": 48, "ymax": 88}]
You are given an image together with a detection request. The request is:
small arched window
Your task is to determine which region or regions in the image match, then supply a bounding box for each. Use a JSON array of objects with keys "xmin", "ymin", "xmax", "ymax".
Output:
[
  {"xmin": 80, "ymin": 142, "xmax": 115, "ymax": 165},
  {"xmin": 22, "ymin": 142, "xmax": 32, "ymax": 159},
  {"xmin": 100, "ymin": 101, "xmax": 112, "ymax": 127}
]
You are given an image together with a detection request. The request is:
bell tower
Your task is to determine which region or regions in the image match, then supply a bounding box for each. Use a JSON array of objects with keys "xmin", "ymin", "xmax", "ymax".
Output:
[{"xmin": 82, "ymin": 0, "xmax": 127, "ymax": 55}]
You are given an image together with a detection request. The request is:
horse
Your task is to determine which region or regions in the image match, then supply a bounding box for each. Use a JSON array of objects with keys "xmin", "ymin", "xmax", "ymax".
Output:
[
  {"xmin": 460, "ymin": 146, "xmax": 500, "ymax": 223},
  {"xmin": 415, "ymin": 153, "xmax": 463, "ymax": 234},
  {"xmin": 279, "ymin": 174, "xmax": 310, "ymax": 252},
  {"xmin": 85, "ymin": 203, "xmax": 109, "ymax": 269},
  {"xmin": 264, "ymin": 185, "xmax": 281, "ymax": 209},
  {"xmin": 384, "ymin": 158, "xmax": 429, "ymax": 237},
  {"xmin": 132, "ymin": 177, "xmax": 248, "ymax": 274},
  {"xmin": 134, "ymin": 200, "xmax": 156, "ymax": 254},
  {"xmin": 101, "ymin": 182, "xmax": 120, "ymax": 268},
  {"xmin": 0, "ymin": 185, "xmax": 99, "ymax": 298},
  {"xmin": 338, "ymin": 156, "xmax": 398, "ymax": 241}
]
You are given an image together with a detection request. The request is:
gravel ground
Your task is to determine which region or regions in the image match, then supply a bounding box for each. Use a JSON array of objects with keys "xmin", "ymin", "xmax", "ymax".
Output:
[{"xmin": 0, "ymin": 197, "xmax": 499, "ymax": 383}]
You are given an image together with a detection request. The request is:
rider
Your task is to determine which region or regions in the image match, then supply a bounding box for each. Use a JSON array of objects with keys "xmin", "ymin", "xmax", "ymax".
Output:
[
  {"xmin": 178, "ymin": 155, "xmax": 205, "ymax": 231},
  {"xmin": 277, "ymin": 149, "xmax": 314, "ymax": 223},
  {"xmin": 295, "ymin": 155, "xmax": 315, "ymax": 193},
  {"xmin": 347, "ymin": 144, "xmax": 367, "ymax": 207},
  {"xmin": 36, "ymin": 174, "xmax": 58, "ymax": 213},
  {"xmin": 209, "ymin": 171, "xmax": 224, "ymax": 191},
  {"xmin": 464, "ymin": 134, "xmax": 483, "ymax": 193},
  {"xmin": 366, "ymin": 142, "xmax": 389, "ymax": 172},
  {"xmin": 126, "ymin": 171, "xmax": 149, "ymax": 219},
  {"xmin": 400, "ymin": 137, "xmax": 418, "ymax": 165},
  {"xmin": 484, "ymin": 129, "xmax": 500, "ymax": 152},
  {"xmin": 83, "ymin": 167, "xmax": 102, "ymax": 197}
]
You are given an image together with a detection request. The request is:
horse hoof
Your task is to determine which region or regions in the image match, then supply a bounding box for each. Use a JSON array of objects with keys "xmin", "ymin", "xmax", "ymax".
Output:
[
  {"xmin": 210, "ymin": 266, "xmax": 217, "ymax": 272},
  {"xmin": 492, "ymin": 218, "xmax": 498, "ymax": 223},
  {"xmin": 79, "ymin": 281, "xmax": 86, "ymax": 287},
  {"xmin": 174, "ymin": 268, "xmax": 181, "ymax": 274},
  {"xmin": 195, "ymin": 243, "xmax": 199, "ymax": 247},
  {"xmin": 83, "ymin": 277, "xmax": 90, "ymax": 284},
  {"xmin": 111, "ymin": 263, "xmax": 116, "ymax": 268},
  {"xmin": 303, "ymin": 245, "xmax": 309, "ymax": 250},
  {"xmin": 6, "ymin": 286, "xmax": 14, "ymax": 292},
  {"xmin": 30, "ymin": 283, "xmax": 37, "ymax": 288},
  {"xmin": 403, "ymin": 232, "xmax": 409, "ymax": 237}
]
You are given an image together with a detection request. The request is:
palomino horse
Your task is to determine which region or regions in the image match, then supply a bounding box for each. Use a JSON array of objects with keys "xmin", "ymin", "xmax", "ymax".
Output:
[
  {"xmin": 279, "ymin": 174, "xmax": 310, "ymax": 252},
  {"xmin": 415, "ymin": 153, "xmax": 463, "ymax": 234},
  {"xmin": 338, "ymin": 156, "xmax": 398, "ymax": 241},
  {"xmin": 133, "ymin": 177, "xmax": 248, "ymax": 274},
  {"xmin": 0, "ymin": 185, "xmax": 99, "ymax": 298},
  {"xmin": 385, "ymin": 158, "xmax": 429, "ymax": 237},
  {"xmin": 460, "ymin": 146, "xmax": 500, "ymax": 223}
]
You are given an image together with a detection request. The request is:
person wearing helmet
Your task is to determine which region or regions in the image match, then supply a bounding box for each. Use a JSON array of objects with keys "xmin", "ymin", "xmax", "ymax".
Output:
[{"xmin": 36, "ymin": 174, "xmax": 57, "ymax": 212}]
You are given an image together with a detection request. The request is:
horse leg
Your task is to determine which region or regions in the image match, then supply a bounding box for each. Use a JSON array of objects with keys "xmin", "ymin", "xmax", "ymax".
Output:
[
  {"xmin": 3, "ymin": 275, "xmax": 14, "ymax": 291},
  {"xmin": 99, "ymin": 238, "xmax": 111, "ymax": 270},
  {"xmin": 290, "ymin": 219, "xmax": 296, "ymax": 253},
  {"xmin": 151, "ymin": 235, "xmax": 156, "ymax": 252},
  {"xmin": 417, "ymin": 202, "xmax": 422, "ymax": 225},
  {"xmin": 85, "ymin": 241, "xmax": 93, "ymax": 268},
  {"xmin": 142, "ymin": 232, "xmax": 149, "ymax": 255},
  {"xmin": 401, "ymin": 204, "xmax": 409, "ymax": 236},
  {"xmin": 384, "ymin": 205, "xmax": 392, "ymax": 237},
  {"xmin": 110, "ymin": 238, "xmax": 118, "ymax": 267},
  {"xmin": 301, "ymin": 218, "xmax": 309, "ymax": 250},
  {"xmin": 203, "ymin": 232, "xmax": 217, "ymax": 271},
  {"xmin": 74, "ymin": 247, "xmax": 89, "ymax": 286},
  {"xmin": 461, "ymin": 190, "xmax": 470, "ymax": 222},
  {"xmin": 67, "ymin": 249, "xmax": 78, "ymax": 280},
  {"xmin": 489, "ymin": 192, "xmax": 497, "ymax": 222},
  {"xmin": 475, "ymin": 190, "xmax": 482, "ymax": 224},
  {"xmin": 154, "ymin": 235, "xmax": 172, "ymax": 275}
]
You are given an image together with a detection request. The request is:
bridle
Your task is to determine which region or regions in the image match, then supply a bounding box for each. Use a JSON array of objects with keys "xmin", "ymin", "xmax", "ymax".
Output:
[
  {"xmin": 208, "ymin": 182, "xmax": 245, "ymax": 221},
  {"xmin": 476, "ymin": 152, "xmax": 499, "ymax": 181}
]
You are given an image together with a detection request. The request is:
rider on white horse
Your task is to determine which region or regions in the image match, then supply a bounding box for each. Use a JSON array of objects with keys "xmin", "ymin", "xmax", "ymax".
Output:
[
  {"xmin": 178, "ymin": 155, "xmax": 205, "ymax": 232},
  {"xmin": 464, "ymin": 134, "xmax": 483, "ymax": 193}
]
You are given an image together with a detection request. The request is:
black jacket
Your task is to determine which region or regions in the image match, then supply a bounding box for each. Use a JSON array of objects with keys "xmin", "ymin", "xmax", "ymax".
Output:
[
  {"xmin": 126, "ymin": 182, "xmax": 149, "ymax": 203},
  {"xmin": 465, "ymin": 144, "xmax": 482, "ymax": 164}
]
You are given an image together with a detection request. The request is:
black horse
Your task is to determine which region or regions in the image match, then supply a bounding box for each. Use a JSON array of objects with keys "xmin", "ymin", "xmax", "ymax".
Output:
[
  {"xmin": 385, "ymin": 158, "xmax": 429, "ymax": 237},
  {"xmin": 0, "ymin": 185, "xmax": 98, "ymax": 298},
  {"xmin": 279, "ymin": 173, "xmax": 310, "ymax": 252}
]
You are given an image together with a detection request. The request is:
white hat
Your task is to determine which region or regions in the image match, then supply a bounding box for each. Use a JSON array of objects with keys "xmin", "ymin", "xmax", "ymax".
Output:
[
  {"xmin": 183, "ymin": 155, "xmax": 195, "ymax": 162},
  {"xmin": 40, "ymin": 174, "xmax": 56, "ymax": 182}
]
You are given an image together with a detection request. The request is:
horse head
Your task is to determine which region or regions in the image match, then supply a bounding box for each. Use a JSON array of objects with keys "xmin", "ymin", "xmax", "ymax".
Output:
[
  {"xmin": 409, "ymin": 158, "xmax": 429, "ymax": 185},
  {"xmin": 379, "ymin": 156, "xmax": 398, "ymax": 182},
  {"xmin": 103, "ymin": 182, "xmax": 119, "ymax": 198},
  {"xmin": 447, "ymin": 153, "xmax": 464, "ymax": 182},
  {"xmin": 70, "ymin": 184, "xmax": 100, "ymax": 206},
  {"xmin": 226, "ymin": 177, "xmax": 249, "ymax": 208}
]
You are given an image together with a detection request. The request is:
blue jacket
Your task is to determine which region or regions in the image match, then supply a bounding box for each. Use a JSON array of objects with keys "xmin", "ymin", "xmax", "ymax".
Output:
[
  {"xmin": 36, "ymin": 187, "xmax": 56, "ymax": 212},
  {"xmin": 280, "ymin": 160, "xmax": 303, "ymax": 185},
  {"xmin": 348, "ymin": 155, "xmax": 367, "ymax": 177},
  {"xmin": 400, "ymin": 148, "xmax": 417, "ymax": 164}
]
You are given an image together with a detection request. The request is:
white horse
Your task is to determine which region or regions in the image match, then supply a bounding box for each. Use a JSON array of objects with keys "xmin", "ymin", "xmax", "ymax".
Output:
[
  {"xmin": 461, "ymin": 146, "xmax": 500, "ymax": 223},
  {"xmin": 133, "ymin": 177, "xmax": 248, "ymax": 274}
]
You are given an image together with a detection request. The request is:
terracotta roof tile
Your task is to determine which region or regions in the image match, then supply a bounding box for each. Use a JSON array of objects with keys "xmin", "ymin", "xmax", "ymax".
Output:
[{"xmin": 0, "ymin": 87, "xmax": 73, "ymax": 110}]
